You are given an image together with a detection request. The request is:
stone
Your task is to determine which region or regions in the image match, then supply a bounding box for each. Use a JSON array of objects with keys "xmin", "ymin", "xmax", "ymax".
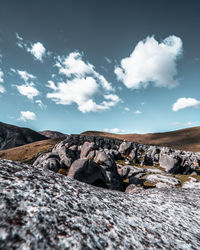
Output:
[
  {"xmin": 119, "ymin": 141, "xmax": 132, "ymax": 155},
  {"xmin": 1, "ymin": 159, "xmax": 200, "ymax": 249},
  {"xmin": 145, "ymin": 174, "xmax": 180, "ymax": 187},
  {"xmin": 125, "ymin": 184, "xmax": 143, "ymax": 193},
  {"xmin": 68, "ymin": 158, "xmax": 107, "ymax": 188},
  {"xmin": 94, "ymin": 150, "xmax": 115, "ymax": 170},
  {"xmin": 159, "ymin": 154, "xmax": 182, "ymax": 173},
  {"xmin": 41, "ymin": 158, "xmax": 60, "ymax": 172},
  {"xmin": 80, "ymin": 141, "xmax": 96, "ymax": 158}
]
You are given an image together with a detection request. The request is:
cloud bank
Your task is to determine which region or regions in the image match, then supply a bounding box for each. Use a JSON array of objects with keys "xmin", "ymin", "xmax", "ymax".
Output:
[
  {"xmin": 115, "ymin": 35, "xmax": 182, "ymax": 89},
  {"xmin": 172, "ymin": 97, "xmax": 200, "ymax": 111}
]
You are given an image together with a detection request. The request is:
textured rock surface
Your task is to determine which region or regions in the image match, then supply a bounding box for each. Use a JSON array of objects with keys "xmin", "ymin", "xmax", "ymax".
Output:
[
  {"xmin": 0, "ymin": 121, "xmax": 47, "ymax": 150},
  {"xmin": 0, "ymin": 159, "xmax": 200, "ymax": 249}
]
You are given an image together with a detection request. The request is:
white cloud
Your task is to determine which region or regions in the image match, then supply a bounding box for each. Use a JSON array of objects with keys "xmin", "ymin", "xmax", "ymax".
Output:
[
  {"xmin": 124, "ymin": 107, "xmax": 130, "ymax": 111},
  {"xmin": 46, "ymin": 77, "xmax": 120, "ymax": 113},
  {"xmin": 17, "ymin": 70, "xmax": 36, "ymax": 82},
  {"xmin": 16, "ymin": 82, "xmax": 39, "ymax": 99},
  {"xmin": 18, "ymin": 111, "xmax": 37, "ymax": 121},
  {"xmin": 172, "ymin": 97, "xmax": 200, "ymax": 111},
  {"xmin": 35, "ymin": 100, "xmax": 47, "ymax": 109},
  {"xmin": 104, "ymin": 128, "xmax": 125, "ymax": 134},
  {"xmin": 134, "ymin": 110, "xmax": 142, "ymax": 114},
  {"xmin": 47, "ymin": 80, "xmax": 57, "ymax": 90},
  {"xmin": 16, "ymin": 34, "xmax": 46, "ymax": 62},
  {"xmin": 56, "ymin": 52, "xmax": 113, "ymax": 91},
  {"xmin": 115, "ymin": 35, "xmax": 182, "ymax": 89},
  {"xmin": 0, "ymin": 70, "xmax": 5, "ymax": 93},
  {"xmin": 28, "ymin": 42, "xmax": 46, "ymax": 61}
]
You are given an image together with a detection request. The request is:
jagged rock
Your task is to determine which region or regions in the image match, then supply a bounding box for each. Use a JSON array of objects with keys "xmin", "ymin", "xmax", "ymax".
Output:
[
  {"xmin": 145, "ymin": 174, "xmax": 180, "ymax": 187},
  {"xmin": 80, "ymin": 141, "xmax": 96, "ymax": 158},
  {"xmin": 40, "ymin": 158, "xmax": 60, "ymax": 172},
  {"xmin": 119, "ymin": 141, "xmax": 132, "ymax": 155},
  {"xmin": 33, "ymin": 152, "xmax": 59, "ymax": 167},
  {"xmin": 93, "ymin": 150, "xmax": 115, "ymax": 170},
  {"xmin": 1, "ymin": 159, "xmax": 200, "ymax": 249}
]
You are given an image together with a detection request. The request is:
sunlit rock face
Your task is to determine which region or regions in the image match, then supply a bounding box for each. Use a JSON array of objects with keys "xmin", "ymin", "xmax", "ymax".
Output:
[{"xmin": 0, "ymin": 158, "xmax": 200, "ymax": 249}]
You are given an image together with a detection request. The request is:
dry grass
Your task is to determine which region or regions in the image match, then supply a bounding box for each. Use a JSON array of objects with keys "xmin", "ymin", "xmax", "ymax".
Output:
[
  {"xmin": 0, "ymin": 138, "xmax": 63, "ymax": 164},
  {"xmin": 82, "ymin": 126, "xmax": 200, "ymax": 153}
]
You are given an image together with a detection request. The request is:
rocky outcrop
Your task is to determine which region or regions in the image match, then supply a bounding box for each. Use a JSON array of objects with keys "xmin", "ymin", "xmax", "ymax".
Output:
[
  {"xmin": 0, "ymin": 122, "xmax": 47, "ymax": 150},
  {"xmin": 33, "ymin": 134, "xmax": 200, "ymax": 191},
  {"xmin": 0, "ymin": 159, "xmax": 200, "ymax": 249},
  {"xmin": 39, "ymin": 130, "xmax": 67, "ymax": 139}
]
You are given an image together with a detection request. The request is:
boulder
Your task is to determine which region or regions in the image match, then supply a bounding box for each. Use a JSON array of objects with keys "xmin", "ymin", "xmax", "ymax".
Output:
[
  {"xmin": 68, "ymin": 158, "xmax": 107, "ymax": 188},
  {"xmin": 145, "ymin": 174, "xmax": 180, "ymax": 187},
  {"xmin": 41, "ymin": 158, "xmax": 60, "ymax": 172},
  {"xmin": 159, "ymin": 154, "xmax": 182, "ymax": 173},
  {"xmin": 119, "ymin": 141, "xmax": 132, "ymax": 155},
  {"xmin": 80, "ymin": 141, "xmax": 96, "ymax": 158},
  {"xmin": 94, "ymin": 150, "xmax": 115, "ymax": 170}
]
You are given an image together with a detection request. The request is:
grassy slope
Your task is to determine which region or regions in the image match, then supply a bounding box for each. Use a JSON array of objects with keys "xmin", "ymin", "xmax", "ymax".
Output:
[
  {"xmin": 82, "ymin": 126, "xmax": 200, "ymax": 153},
  {"xmin": 0, "ymin": 138, "xmax": 63, "ymax": 164}
]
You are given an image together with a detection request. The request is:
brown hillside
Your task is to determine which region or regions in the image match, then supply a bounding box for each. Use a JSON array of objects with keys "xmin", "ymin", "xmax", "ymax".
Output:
[
  {"xmin": 82, "ymin": 126, "xmax": 200, "ymax": 153},
  {"xmin": 0, "ymin": 138, "xmax": 63, "ymax": 164}
]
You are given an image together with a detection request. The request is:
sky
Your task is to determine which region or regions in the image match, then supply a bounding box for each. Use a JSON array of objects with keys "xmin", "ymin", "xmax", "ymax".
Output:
[{"xmin": 0, "ymin": 0, "xmax": 200, "ymax": 134}]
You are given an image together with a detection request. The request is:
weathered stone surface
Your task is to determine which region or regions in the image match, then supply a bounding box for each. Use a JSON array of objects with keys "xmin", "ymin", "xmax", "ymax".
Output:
[
  {"xmin": 80, "ymin": 141, "xmax": 96, "ymax": 158},
  {"xmin": 145, "ymin": 174, "xmax": 180, "ymax": 187},
  {"xmin": 68, "ymin": 158, "xmax": 107, "ymax": 187},
  {"xmin": 159, "ymin": 154, "xmax": 182, "ymax": 173},
  {"xmin": 125, "ymin": 184, "xmax": 143, "ymax": 193},
  {"xmin": 93, "ymin": 150, "xmax": 115, "ymax": 169},
  {"xmin": 119, "ymin": 141, "xmax": 132, "ymax": 155},
  {"xmin": 1, "ymin": 159, "xmax": 200, "ymax": 249}
]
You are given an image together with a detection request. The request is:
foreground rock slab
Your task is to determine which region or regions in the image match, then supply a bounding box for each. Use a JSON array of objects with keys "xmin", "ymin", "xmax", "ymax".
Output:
[{"xmin": 0, "ymin": 159, "xmax": 200, "ymax": 249}]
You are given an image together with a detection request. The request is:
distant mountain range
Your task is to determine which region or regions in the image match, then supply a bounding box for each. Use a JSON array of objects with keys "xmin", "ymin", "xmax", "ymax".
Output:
[{"xmin": 39, "ymin": 130, "xmax": 67, "ymax": 139}]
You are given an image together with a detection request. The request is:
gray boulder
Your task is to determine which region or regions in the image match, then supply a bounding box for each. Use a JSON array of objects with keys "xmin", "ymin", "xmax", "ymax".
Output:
[
  {"xmin": 159, "ymin": 154, "xmax": 182, "ymax": 173},
  {"xmin": 119, "ymin": 141, "xmax": 132, "ymax": 155},
  {"xmin": 80, "ymin": 141, "xmax": 96, "ymax": 158}
]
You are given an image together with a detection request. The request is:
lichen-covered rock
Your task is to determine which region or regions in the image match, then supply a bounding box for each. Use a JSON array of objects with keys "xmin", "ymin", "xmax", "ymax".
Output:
[{"xmin": 0, "ymin": 159, "xmax": 200, "ymax": 249}]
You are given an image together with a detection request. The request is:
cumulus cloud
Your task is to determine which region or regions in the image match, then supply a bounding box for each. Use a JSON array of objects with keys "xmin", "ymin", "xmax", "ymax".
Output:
[
  {"xmin": 104, "ymin": 128, "xmax": 125, "ymax": 134},
  {"xmin": 28, "ymin": 42, "xmax": 46, "ymax": 61},
  {"xmin": 16, "ymin": 34, "xmax": 46, "ymax": 62},
  {"xmin": 17, "ymin": 70, "xmax": 36, "ymax": 82},
  {"xmin": 46, "ymin": 77, "xmax": 120, "ymax": 113},
  {"xmin": 115, "ymin": 35, "xmax": 182, "ymax": 89},
  {"xmin": 55, "ymin": 52, "xmax": 113, "ymax": 91},
  {"xmin": 18, "ymin": 111, "xmax": 37, "ymax": 121},
  {"xmin": 172, "ymin": 97, "xmax": 200, "ymax": 111},
  {"xmin": 0, "ymin": 69, "xmax": 5, "ymax": 93},
  {"xmin": 16, "ymin": 83, "xmax": 40, "ymax": 99},
  {"xmin": 134, "ymin": 110, "xmax": 142, "ymax": 114}
]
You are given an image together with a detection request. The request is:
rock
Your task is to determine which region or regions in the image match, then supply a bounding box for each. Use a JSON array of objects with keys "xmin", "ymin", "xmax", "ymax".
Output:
[
  {"xmin": 145, "ymin": 174, "xmax": 180, "ymax": 187},
  {"xmin": 41, "ymin": 158, "xmax": 60, "ymax": 172},
  {"xmin": 129, "ymin": 176, "xmax": 144, "ymax": 186},
  {"xmin": 182, "ymin": 182, "xmax": 200, "ymax": 189},
  {"xmin": 67, "ymin": 158, "xmax": 107, "ymax": 188},
  {"xmin": 156, "ymin": 182, "xmax": 171, "ymax": 188},
  {"xmin": 80, "ymin": 141, "xmax": 96, "ymax": 158},
  {"xmin": 159, "ymin": 154, "xmax": 182, "ymax": 173},
  {"xmin": 33, "ymin": 152, "xmax": 59, "ymax": 167},
  {"xmin": 119, "ymin": 141, "xmax": 132, "ymax": 155},
  {"xmin": 94, "ymin": 150, "xmax": 115, "ymax": 170},
  {"xmin": 125, "ymin": 184, "xmax": 143, "ymax": 193},
  {"xmin": 1, "ymin": 159, "xmax": 200, "ymax": 249},
  {"xmin": 141, "ymin": 153, "xmax": 153, "ymax": 166}
]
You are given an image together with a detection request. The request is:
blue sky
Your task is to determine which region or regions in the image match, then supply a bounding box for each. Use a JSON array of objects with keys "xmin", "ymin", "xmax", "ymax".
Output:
[{"xmin": 0, "ymin": 0, "xmax": 200, "ymax": 134}]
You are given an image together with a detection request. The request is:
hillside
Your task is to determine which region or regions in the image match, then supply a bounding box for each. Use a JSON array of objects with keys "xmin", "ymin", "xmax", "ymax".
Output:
[
  {"xmin": 0, "ymin": 122, "xmax": 47, "ymax": 150},
  {"xmin": 0, "ymin": 138, "xmax": 63, "ymax": 164},
  {"xmin": 82, "ymin": 126, "xmax": 200, "ymax": 153},
  {"xmin": 39, "ymin": 130, "xmax": 67, "ymax": 139}
]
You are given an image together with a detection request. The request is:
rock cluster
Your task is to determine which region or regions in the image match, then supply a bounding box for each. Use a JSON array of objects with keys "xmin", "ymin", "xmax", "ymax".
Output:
[
  {"xmin": 33, "ymin": 134, "xmax": 200, "ymax": 191},
  {"xmin": 0, "ymin": 158, "xmax": 200, "ymax": 249}
]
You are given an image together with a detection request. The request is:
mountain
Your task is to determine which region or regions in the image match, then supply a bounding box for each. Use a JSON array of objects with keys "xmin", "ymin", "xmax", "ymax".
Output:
[
  {"xmin": 0, "ymin": 122, "xmax": 47, "ymax": 150},
  {"xmin": 39, "ymin": 130, "xmax": 67, "ymax": 139},
  {"xmin": 82, "ymin": 126, "xmax": 200, "ymax": 153},
  {"xmin": 0, "ymin": 138, "xmax": 63, "ymax": 164},
  {"xmin": 0, "ymin": 158, "xmax": 200, "ymax": 249}
]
